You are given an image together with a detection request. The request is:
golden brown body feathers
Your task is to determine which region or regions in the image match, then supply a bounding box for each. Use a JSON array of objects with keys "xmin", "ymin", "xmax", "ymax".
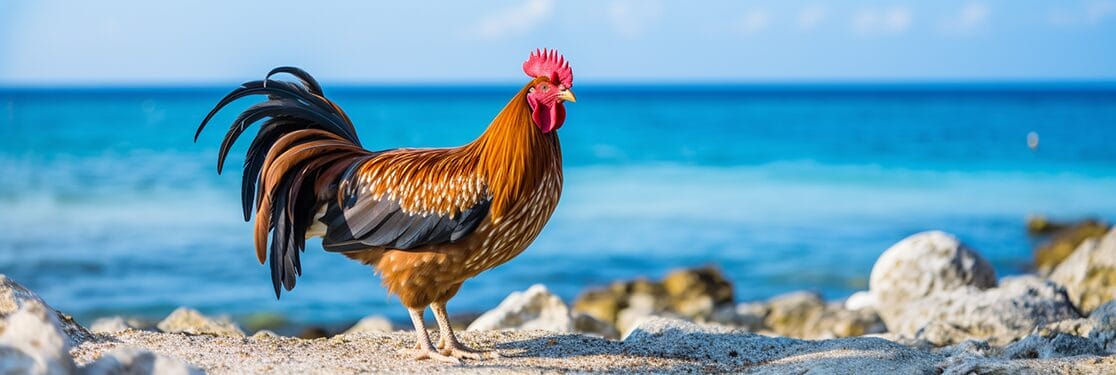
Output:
[{"xmin": 342, "ymin": 79, "xmax": 563, "ymax": 307}]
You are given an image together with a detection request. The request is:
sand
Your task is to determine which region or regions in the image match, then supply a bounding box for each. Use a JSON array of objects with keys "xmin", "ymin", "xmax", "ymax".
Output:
[{"xmin": 68, "ymin": 318, "xmax": 1116, "ymax": 374}]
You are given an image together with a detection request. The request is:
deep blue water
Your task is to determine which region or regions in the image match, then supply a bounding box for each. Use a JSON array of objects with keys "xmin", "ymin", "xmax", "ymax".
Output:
[{"xmin": 1, "ymin": 84, "xmax": 1114, "ymax": 327}]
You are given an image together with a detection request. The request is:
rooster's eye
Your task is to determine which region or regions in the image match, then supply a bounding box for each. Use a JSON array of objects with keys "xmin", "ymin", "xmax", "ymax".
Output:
[{"xmin": 541, "ymin": 85, "xmax": 548, "ymax": 91}]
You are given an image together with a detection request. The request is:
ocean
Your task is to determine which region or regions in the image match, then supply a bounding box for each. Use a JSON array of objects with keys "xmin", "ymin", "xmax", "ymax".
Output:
[{"xmin": 1, "ymin": 84, "xmax": 1114, "ymax": 328}]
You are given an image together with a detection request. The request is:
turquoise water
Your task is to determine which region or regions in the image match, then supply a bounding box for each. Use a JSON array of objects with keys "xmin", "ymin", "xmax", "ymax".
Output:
[{"xmin": 1, "ymin": 84, "xmax": 1114, "ymax": 326}]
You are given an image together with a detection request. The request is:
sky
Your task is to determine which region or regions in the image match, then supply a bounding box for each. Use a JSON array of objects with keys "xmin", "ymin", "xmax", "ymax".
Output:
[{"xmin": 1, "ymin": 0, "xmax": 1114, "ymax": 85}]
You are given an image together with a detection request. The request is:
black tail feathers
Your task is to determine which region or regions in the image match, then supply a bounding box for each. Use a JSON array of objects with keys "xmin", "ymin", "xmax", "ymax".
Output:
[{"xmin": 196, "ymin": 67, "xmax": 367, "ymax": 298}]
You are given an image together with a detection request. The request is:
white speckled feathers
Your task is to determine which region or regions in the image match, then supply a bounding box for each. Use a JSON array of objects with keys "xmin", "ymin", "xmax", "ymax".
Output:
[{"xmin": 318, "ymin": 148, "xmax": 494, "ymax": 252}]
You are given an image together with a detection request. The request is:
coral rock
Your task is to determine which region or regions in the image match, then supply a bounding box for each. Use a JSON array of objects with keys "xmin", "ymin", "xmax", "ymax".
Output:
[
  {"xmin": 468, "ymin": 284, "xmax": 575, "ymax": 332},
  {"xmin": 342, "ymin": 315, "xmax": 394, "ymax": 335},
  {"xmin": 156, "ymin": 307, "xmax": 245, "ymax": 338},
  {"xmin": 90, "ymin": 317, "xmax": 140, "ymax": 334},
  {"xmin": 1030, "ymin": 218, "xmax": 1108, "ymax": 275},
  {"xmin": 661, "ymin": 266, "xmax": 734, "ymax": 320},
  {"xmin": 1049, "ymin": 227, "xmax": 1116, "ymax": 314},
  {"xmin": 869, "ymin": 231, "xmax": 997, "ymax": 329},
  {"xmin": 895, "ymin": 276, "xmax": 1080, "ymax": 345},
  {"xmin": 1, "ymin": 274, "xmax": 93, "ymax": 346},
  {"xmin": 0, "ymin": 302, "xmax": 75, "ymax": 375}
]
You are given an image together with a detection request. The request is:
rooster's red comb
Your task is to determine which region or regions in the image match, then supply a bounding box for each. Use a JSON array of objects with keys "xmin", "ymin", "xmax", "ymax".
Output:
[{"xmin": 523, "ymin": 48, "xmax": 573, "ymax": 88}]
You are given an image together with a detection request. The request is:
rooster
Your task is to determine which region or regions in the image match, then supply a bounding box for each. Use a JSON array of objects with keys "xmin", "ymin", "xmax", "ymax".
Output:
[{"xmin": 194, "ymin": 49, "xmax": 574, "ymax": 363}]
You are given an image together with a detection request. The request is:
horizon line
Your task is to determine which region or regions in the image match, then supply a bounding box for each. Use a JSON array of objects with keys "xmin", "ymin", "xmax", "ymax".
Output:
[{"xmin": 2, "ymin": 79, "xmax": 1115, "ymax": 92}]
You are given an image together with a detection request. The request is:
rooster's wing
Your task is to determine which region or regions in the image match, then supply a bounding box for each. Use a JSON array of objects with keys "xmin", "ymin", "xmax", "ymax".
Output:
[{"xmin": 320, "ymin": 149, "xmax": 490, "ymax": 252}]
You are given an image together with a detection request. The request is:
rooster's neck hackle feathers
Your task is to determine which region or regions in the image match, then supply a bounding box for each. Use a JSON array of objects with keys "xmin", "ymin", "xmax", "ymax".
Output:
[{"xmin": 466, "ymin": 77, "xmax": 561, "ymax": 220}]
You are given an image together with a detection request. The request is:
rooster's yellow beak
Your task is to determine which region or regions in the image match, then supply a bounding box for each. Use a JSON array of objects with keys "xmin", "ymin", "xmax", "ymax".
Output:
[{"xmin": 559, "ymin": 89, "xmax": 576, "ymax": 103}]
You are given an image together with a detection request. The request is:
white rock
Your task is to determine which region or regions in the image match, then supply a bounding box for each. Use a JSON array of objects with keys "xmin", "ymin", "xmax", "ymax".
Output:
[
  {"xmin": 893, "ymin": 276, "xmax": 1080, "ymax": 345},
  {"xmin": 157, "ymin": 307, "xmax": 245, "ymax": 337},
  {"xmin": 342, "ymin": 315, "xmax": 393, "ymax": 335},
  {"xmin": 81, "ymin": 347, "xmax": 203, "ymax": 375},
  {"xmin": 616, "ymin": 293, "xmax": 660, "ymax": 338},
  {"xmin": 90, "ymin": 316, "xmax": 138, "ymax": 334},
  {"xmin": 1050, "ymin": 227, "xmax": 1116, "ymax": 314},
  {"xmin": 844, "ymin": 290, "xmax": 877, "ymax": 311},
  {"xmin": 0, "ymin": 301, "xmax": 75, "ymax": 375},
  {"xmin": 1, "ymin": 274, "xmax": 92, "ymax": 345},
  {"xmin": 869, "ymin": 231, "xmax": 997, "ymax": 328},
  {"xmin": 467, "ymin": 284, "xmax": 573, "ymax": 332},
  {"xmin": 250, "ymin": 330, "xmax": 280, "ymax": 339}
]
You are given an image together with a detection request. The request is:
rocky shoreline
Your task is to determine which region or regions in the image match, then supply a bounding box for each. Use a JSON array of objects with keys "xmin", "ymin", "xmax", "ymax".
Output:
[{"xmin": 3, "ymin": 225, "xmax": 1116, "ymax": 374}]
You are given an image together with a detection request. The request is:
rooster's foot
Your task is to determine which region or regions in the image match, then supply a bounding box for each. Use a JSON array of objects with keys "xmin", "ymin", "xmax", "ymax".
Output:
[
  {"xmin": 398, "ymin": 347, "xmax": 461, "ymax": 364},
  {"xmin": 438, "ymin": 340, "xmax": 502, "ymax": 359}
]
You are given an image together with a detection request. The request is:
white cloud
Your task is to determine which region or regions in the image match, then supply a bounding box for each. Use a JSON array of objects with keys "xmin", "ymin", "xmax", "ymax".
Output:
[
  {"xmin": 609, "ymin": 0, "xmax": 663, "ymax": 38},
  {"xmin": 472, "ymin": 0, "xmax": 554, "ymax": 39},
  {"xmin": 797, "ymin": 5, "xmax": 827, "ymax": 31},
  {"xmin": 739, "ymin": 9, "xmax": 772, "ymax": 34},
  {"xmin": 1050, "ymin": 0, "xmax": 1116, "ymax": 26},
  {"xmin": 1087, "ymin": 0, "xmax": 1116, "ymax": 22},
  {"xmin": 852, "ymin": 7, "xmax": 911, "ymax": 36},
  {"xmin": 940, "ymin": 2, "xmax": 989, "ymax": 34},
  {"xmin": 958, "ymin": 3, "xmax": 989, "ymax": 29}
]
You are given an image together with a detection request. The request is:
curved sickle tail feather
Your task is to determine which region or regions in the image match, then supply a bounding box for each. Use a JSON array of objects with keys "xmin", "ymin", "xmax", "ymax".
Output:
[{"xmin": 196, "ymin": 67, "xmax": 370, "ymax": 298}]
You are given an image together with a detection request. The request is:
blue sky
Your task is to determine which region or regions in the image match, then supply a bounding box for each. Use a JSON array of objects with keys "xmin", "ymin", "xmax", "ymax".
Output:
[{"xmin": 1, "ymin": 0, "xmax": 1114, "ymax": 85}]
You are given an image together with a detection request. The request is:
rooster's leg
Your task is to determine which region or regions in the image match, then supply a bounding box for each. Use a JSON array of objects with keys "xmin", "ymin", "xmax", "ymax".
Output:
[
  {"xmin": 432, "ymin": 302, "xmax": 501, "ymax": 359},
  {"xmin": 399, "ymin": 307, "xmax": 460, "ymax": 364}
]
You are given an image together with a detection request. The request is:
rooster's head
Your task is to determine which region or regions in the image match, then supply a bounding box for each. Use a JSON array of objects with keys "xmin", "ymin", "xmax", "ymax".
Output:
[{"xmin": 523, "ymin": 49, "xmax": 575, "ymax": 133}]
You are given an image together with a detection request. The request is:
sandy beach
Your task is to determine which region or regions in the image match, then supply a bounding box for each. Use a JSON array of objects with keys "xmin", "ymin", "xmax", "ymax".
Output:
[
  {"xmin": 4, "ymin": 227, "xmax": 1116, "ymax": 374},
  {"xmin": 63, "ymin": 321, "xmax": 1116, "ymax": 374}
]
